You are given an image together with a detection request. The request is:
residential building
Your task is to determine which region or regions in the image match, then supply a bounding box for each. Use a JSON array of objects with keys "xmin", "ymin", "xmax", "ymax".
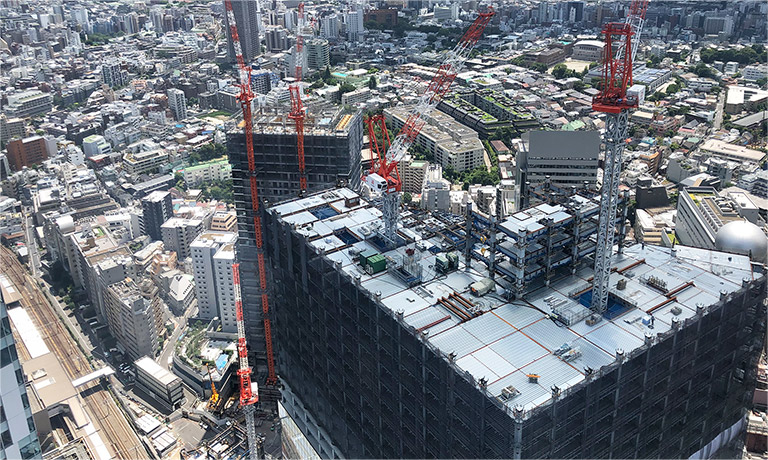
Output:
[
  {"xmin": 251, "ymin": 70, "xmax": 272, "ymax": 95},
  {"xmin": 725, "ymin": 85, "xmax": 768, "ymax": 114},
  {"xmin": 141, "ymin": 191, "xmax": 173, "ymax": 241},
  {"xmin": 4, "ymin": 91, "xmax": 52, "ymax": 118},
  {"xmin": 515, "ymin": 130, "xmax": 600, "ymax": 206},
  {"xmin": 0, "ymin": 300, "xmax": 42, "ymax": 460},
  {"xmin": 420, "ymin": 164, "xmax": 450, "ymax": 212},
  {"xmin": 345, "ymin": 8, "xmax": 364, "ymax": 42},
  {"xmin": 123, "ymin": 150, "xmax": 169, "ymax": 176},
  {"xmin": 168, "ymin": 88, "xmax": 187, "ymax": 121},
  {"xmin": 191, "ymin": 231, "xmax": 237, "ymax": 332},
  {"xmin": 6, "ymin": 136, "xmax": 54, "ymax": 171},
  {"xmin": 265, "ymin": 26, "xmax": 289, "ymax": 52},
  {"xmin": 306, "ymin": 38, "xmax": 330, "ymax": 70},
  {"xmin": 210, "ymin": 211, "xmax": 237, "ymax": 232},
  {"xmin": 398, "ymin": 157, "xmax": 429, "ymax": 195},
  {"xmin": 182, "ymin": 158, "xmax": 232, "ymax": 187},
  {"xmin": 82, "ymin": 135, "xmax": 112, "ymax": 158},
  {"xmin": 161, "ymin": 218, "xmax": 203, "ymax": 260},
  {"xmin": 437, "ymin": 89, "xmax": 539, "ymax": 139},
  {"xmin": 341, "ymin": 87, "xmax": 370, "ymax": 106},
  {"xmin": 224, "ymin": 0, "xmax": 261, "ymax": 63},
  {"xmin": 101, "ymin": 60, "xmax": 126, "ymax": 88},
  {"xmin": 739, "ymin": 170, "xmax": 768, "ymax": 199},
  {"xmin": 263, "ymin": 187, "xmax": 766, "ymax": 459},
  {"xmin": 134, "ymin": 357, "xmax": 184, "ymax": 411},
  {"xmin": 385, "ymin": 106, "xmax": 484, "ymax": 172},
  {"xmin": 104, "ymin": 278, "xmax": 165, "ymax": 360},
  {"xmin": 743, "ymin": 64, "xmax": 768, "ymax": 81},
  {"xmin": 320, "ymin": 14, "xmax": 340, "ymax": 39},
  {"xmin": 0, "ymin": 115, "xmax": 24, "ymax": 148}
]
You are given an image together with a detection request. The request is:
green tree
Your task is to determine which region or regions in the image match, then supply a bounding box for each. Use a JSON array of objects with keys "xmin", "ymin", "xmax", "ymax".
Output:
[
  {"xmin": 666, "ymin": 83, "xmax": 680, "ymax": 95},
  {"xmin": 552, "ymin": 63, "xmax": 568, "ymax": 79},
  {"xmin": 402, "ymin": 192, "xmax": 412, "ymax": 205},
  {"xmin": 339, "ymin": 83, "xmax": 356, "ymax": 95},
  {"xmin": 174, "ymin": 171, "xmax": 186, "ymax": 191},
  {"xmin": 368, "ymin": 75, "xmax": 377, "ymax": 90}
]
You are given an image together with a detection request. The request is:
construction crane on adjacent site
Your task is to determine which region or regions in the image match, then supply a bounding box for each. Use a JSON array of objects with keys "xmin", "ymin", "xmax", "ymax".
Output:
[
  {"xmin": 223, "ymin": 0, "xmax": 276, "ymax": 457},
  {"xmin": 206, "ymin": 364, "xmax": 220, "ymax": 411},
  {"xmin": 362, "ymin": 8, "xmax": 495, "ymax": 247},
  {"xmin": 289, "ymin": 2, "xmax": 308, "ymax": 193},
  {"xmin": 591, "ymin": 0, "xmax": 649, "ymax": 315}
]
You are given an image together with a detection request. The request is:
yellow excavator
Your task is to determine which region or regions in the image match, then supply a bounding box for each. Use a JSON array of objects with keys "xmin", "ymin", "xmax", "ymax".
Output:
[{"xmin": 206, "ymin": 365, "xmax": 219, "ymax": 411}]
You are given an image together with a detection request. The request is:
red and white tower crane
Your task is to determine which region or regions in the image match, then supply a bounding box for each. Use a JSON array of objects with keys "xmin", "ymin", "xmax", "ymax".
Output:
[
  {"xmin": 591, "ymin": 0, "xmax": 649, "ymax": 314},
  {"xmin": 363, "ymin": 8, "xmax": 495, "ymax": 247},
  {"xmin": 223, "ymin": 0, "xmax": 277, "ymax": 457},
  {"xmin": 289, "ymin": 2, "xmax": 308, "ymax": 193}
]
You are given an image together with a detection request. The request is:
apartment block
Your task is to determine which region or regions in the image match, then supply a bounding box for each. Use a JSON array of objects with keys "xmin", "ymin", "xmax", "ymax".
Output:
[
  {"xmin": 6, "ymin": 136, "xmax": 55, "ymax": 171},
  {"xmin": 161, "ymin": 217, "xmax": 204, "ymax": 260},
  {"xmin": 4, "ymin": 91, "xmax": 52, "ymax": 118},
  {"xmin": 141, "ymin": 191, "xmax": 173, "ymax": 241},
  {"xmin": 385, "ymin": 106, "xmax": 484, "ymax": 172},
  {"xmin": 123, "ymin": 150, "xmax": 169, "ymax": 176},
  {"xmin": 182, "ymin": 157, "xmax": 232, "ymax": 187},
  {"xmin": 104, "ymin": 278, "xmax": 165, "ymax": 360},
  {"xmin": 191, "ymin": 231, "xmax": 237, "ymax": 332}
]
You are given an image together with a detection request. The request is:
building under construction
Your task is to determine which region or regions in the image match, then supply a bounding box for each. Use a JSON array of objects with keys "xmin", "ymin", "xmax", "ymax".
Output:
[
  {"xmin": 261, "ymin": 186, "xmax": 766, "ymax": 458},
  {"xmin": 228, "ymin": 104, "xmax": 363, "ymax": 378}
]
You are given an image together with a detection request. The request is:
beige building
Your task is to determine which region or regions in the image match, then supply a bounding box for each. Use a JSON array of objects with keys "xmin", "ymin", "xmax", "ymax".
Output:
[
  {"xmin": 210, "ymin": 211, "xmax": 237, "ymax": 232},
  {"xmin": 105, "ymin": 278, "xmax": 165, "ymax": 360},
  {"xmin": 123, "ymin": 149, "xmax": 169, "ymax": 175}
]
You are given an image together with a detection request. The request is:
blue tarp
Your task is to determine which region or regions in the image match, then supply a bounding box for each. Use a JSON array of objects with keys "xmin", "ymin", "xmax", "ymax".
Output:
[{"xmin": 215, "ymin": 353, "xmax": 228, "ymax": 371}]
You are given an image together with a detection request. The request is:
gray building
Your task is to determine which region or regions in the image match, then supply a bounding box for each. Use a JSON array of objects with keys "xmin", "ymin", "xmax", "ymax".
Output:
[
  {"xmin": 135, "ymin": 357, "xmax": 184, "ymax": 411},
  {"xmin": 101, "ymin": 61, "xmax": 126, "ymax": 88},
  {"xmin": 104, "ymin": 278, "xmax": 165, "ymax": 360},
  {"xmin": 516, "ymin": 130, "xmax": 600, "ymax": 207},
  {"xmin": 263, "ymin": 187, "xmax": 766, "ymax": 459},
  {"xmin": 0, "ymin": 300, "xmax": 42, "ymax": 460},
  {"xmin": 168, "ymin": 88, "xmax": 187, "ymax": 121},
  {"xmin": 228, "ymin": 107, "xmax": 362, "ymax": 376},
  {"xmin": 224, "ymin": 0, "xmax": 261, "ymax": 63},
  {"xmin": 141, "ymin": 190, "xmax": 173, "ymax": 241}
]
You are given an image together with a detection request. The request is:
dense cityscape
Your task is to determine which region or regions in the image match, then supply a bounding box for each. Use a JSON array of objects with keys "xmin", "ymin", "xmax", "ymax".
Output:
[{"xmin": 0, "ymin": 0, "xmax": 766, "ymax": 459}]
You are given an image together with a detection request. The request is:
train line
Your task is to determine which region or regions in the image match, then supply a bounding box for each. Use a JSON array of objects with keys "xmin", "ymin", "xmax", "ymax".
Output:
[{"xmin": 1, "ymin": 248, "xmax": 145, "ymax": 459}]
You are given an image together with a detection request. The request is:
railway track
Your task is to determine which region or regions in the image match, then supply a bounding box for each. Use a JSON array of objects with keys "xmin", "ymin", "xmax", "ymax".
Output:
[{"xmin": 1, "ymin": 248, "xmax": 145, "ymax": 459}]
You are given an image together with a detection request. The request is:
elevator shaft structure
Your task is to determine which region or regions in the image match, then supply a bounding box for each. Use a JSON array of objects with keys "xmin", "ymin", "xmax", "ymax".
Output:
[{"xmin": 591, "ymin": 0, "xmax": 648, "ymax": 315}]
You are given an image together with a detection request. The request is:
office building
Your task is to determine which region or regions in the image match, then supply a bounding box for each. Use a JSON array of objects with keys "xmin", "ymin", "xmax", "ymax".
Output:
[
  {"xmin": 228, "ymin": 106, "xmax": 363, "ymax": 374},
  {"xmin": 123, "ymin": 150, "xmax": 169, "ymax": 176},
  {"xmin": 82, "ymin": 134, "xmax": 112, "ymax": 158},
  {"xmin": 743, "ymin": 64, "xmax": 768, "ymax": 82},
  {"xmin": 515, "ymin": 131, "xmax": 600, "ymax": 207},
  {"xmin": 135, "ymin": 357, "xmax": 184, "ymax": 411},
  {"xmin": 191, "ymin": 231, "xmax": 237, "ymax": 332},
  {"xmin": 306, "ymin": 38, "xmax": 330, "ymax": 70},
  {"xmin": 675, "ymin": 186, "xmax": 765, "ymax": 250},
  {"xmin": 0, "ymin": 300, "xmax": 42, "ymax": 460},
  {"xmin": 420, "ymin": 164, "xmax": 451, "ymax": 212},
  {"xmin": 4, "ymin": 91, "xmax": 53, "ymax": 118},
  {"xmin": 251, "ymin": 70, "xmax": 272, "ymax": 95},
  {"xmin": 168, "ymin": 88, "xmax": 187, "ymax": 121},
  {"xmin": 385, "ymin": 106, "xmax": 484, "ymax": 172},
  {"xmin": 161, "ymin": 217, "xmax": 204, "ymax": 260},
  {"xmin": 224, "ymin": 0, "xmax": 261, "ymax": 63},
  {"xmin": 6, "ymin": 136, "xmax": 54, "ymax": 171},
  {"xmin": 142, "ymin": 191, "xmax": 173, "ymax": 241},
  {"xmin": 101, "ymin": 61, "xmax": 126, "ymax": 88},
  {"xmin": 104, "ymin": 278, "xmax": 165, "ymax": 360},
  {"xmin": 0, "ymin": 115, "xmax": 25, "ymax": 148},
  {"xmin": 263, "ymin": 187, "xmax": 766, "ymax": 459},
  {"xmin": 739, "ymin": 170, "xmax": 768, "ymax": 199},
  {"xmin": 210, "ymin": 211, "xmax": 238, "ymax": 232}
]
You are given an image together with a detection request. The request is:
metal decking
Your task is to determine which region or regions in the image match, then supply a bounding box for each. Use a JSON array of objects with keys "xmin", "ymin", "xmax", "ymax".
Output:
[{"xmin": 269, "ymin": 188, "xmax": 760, "ymax": 413}]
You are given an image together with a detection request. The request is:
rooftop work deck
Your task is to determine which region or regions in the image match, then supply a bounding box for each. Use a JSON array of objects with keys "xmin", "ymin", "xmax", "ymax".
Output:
[{"xmin": 269, "ymin": 188, "xmax": 761, "ymax": 412}]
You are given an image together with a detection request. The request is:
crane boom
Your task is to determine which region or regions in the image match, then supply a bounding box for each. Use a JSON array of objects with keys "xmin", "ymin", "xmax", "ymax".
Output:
[
  {"xmin": 223, "ymin": 0, "xmax": 276, "ymax": 458},
  {"xmin": 364, "ymin": 8, "xmax": 494, "ymax": 247},
  {"xmin": 591, "ymin": 0, "xmax": 649, "ymax": 316},
  {"xmin": 289, "ymin": 2, "xmax": 308, "ymax": 193}
]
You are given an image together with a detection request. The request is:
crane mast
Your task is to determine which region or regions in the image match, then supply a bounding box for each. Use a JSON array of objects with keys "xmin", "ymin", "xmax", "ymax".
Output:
[
  {"xmin": 289, "ymin": 3, "xmax": 308, "ymax": 193},
  {"xmin": 591, "ymin": 0, "xmax": 649, "ymax": 315},
  {"xmin": 223, "ymin": 0, "xmax": 277, "ymax": 457},
  {"xmin": 363, "ymin": 8, "xmax": 495, "ymax": 247}
]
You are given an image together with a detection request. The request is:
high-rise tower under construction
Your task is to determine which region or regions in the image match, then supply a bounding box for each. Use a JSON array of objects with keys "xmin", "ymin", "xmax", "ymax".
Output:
[{"xmin": 261, "ymin": 187, "xmax": 766, "ymax": 459}]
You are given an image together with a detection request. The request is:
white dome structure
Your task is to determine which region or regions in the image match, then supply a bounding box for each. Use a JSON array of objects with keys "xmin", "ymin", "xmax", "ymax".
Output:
[{"xmin": 714, "ymin": 220, "xmax": 768, "ymax": 264}]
